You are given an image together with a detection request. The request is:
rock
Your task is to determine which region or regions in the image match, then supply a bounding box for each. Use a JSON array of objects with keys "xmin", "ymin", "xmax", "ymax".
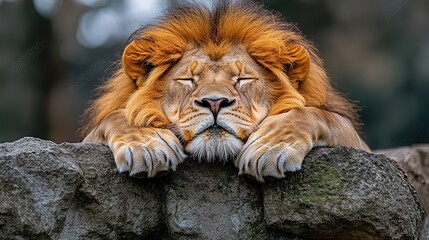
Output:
[
  {"xmin": 376, "ymin": 145, "xmax": 429, "ymax": 214},
  {"xmin": 376, "ymin": 145, "xmax": 429, "ymax": 240},
  {"xmin": 422, "ymin": 217, "xmax": 429, "ymax": 240},
  {"xmin": 0, "ymin": 138, "xmax": 83, "ymax": 239},
  {"xmin": 0, "ymin": 137, "xmax": 425, "ymax": 239},
  {"xmin": 0, "ymin": 137, "xmax": 163, "ymax": 239},
  {"xmin": 264, "ymin": 148, "xmax": 424, "ymax": 239},
  {"xmin": 160, "ymin": 159, "xmax": 303, "ymax": 240},
  {"xmin": 162, "ymin": 160, "xmax": 267, "ymax": 239}
]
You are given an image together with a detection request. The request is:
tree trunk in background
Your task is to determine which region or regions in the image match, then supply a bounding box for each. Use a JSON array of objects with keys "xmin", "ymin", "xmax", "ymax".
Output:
[
  {"xmin": 0, "ymin": 1, "xmax": 58, "ymax": 142},
  {"xmin": 48, "ymin": 0, "xmax": 85, "ymax": 142}
]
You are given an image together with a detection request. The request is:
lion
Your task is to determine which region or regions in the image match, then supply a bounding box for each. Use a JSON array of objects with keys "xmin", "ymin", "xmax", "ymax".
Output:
[{"xmin": 82, "ymin": 0, "xmax": 370, "ymax": 182}]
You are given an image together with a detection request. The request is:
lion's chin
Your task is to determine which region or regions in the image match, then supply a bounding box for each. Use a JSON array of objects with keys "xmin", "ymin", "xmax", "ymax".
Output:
[{"xmin": 185, "ymin": 128, "xmax": 243, "ymax": 162}]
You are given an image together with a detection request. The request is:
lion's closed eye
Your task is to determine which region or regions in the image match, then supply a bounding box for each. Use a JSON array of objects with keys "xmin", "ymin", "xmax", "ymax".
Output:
[
  {"xmin": 175, "ymin": 78, "xmax": 195, "ymax": 88},
  {"xmin": 237, "ymin": 77, "xmax": 257, "ymax": 87}
]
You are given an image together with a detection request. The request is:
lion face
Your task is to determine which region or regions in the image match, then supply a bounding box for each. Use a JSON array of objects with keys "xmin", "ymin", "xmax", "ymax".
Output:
[{"xmin": 162, "ymin": 47, "xmax": 269, "ymax": 161}]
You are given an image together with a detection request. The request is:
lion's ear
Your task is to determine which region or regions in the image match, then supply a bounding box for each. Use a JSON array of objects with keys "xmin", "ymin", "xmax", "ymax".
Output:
[
  {"xmin": 123, "ymin": 37, "xmax": 184, "ymax": 83},
  {"xmin": 282, "ymin": 44, "xmax": 311, "ymax": 87},
  {"xmin": 282, "ymin": 43, "xmax": 329, "ymax": 107},
  {"xmin": 122, "ymin": 40, "xmax": 154, "ymax": 81}
]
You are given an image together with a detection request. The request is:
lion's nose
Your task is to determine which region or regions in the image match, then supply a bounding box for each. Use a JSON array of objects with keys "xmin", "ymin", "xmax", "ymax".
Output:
[{"xmin": 195, "ymin": 97, "xmax": 236, "ymax": 117}]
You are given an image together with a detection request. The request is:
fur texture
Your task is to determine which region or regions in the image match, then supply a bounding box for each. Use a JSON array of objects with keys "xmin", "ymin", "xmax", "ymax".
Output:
[{"xmin": 82, "ymin": 0, "xmax": 369, "ymax": 181}]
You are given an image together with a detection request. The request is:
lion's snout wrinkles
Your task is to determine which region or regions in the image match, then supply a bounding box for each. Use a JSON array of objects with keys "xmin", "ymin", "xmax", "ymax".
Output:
[{"xmin": 82, "ymin": 1, "xmax": 369, "ymax": 180}]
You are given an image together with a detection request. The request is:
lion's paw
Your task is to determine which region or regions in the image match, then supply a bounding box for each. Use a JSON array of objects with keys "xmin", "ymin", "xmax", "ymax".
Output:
[
  {"xmin": 111, "ymin": 129, "xmax": 187, "ymax": 178},
  {"xmin": 236, "ymin": 142, "xmax": 305, "ymax": 182},
  {"xmin": 235, "ymin": 113, "xmax": 312, "ymax": 182}
]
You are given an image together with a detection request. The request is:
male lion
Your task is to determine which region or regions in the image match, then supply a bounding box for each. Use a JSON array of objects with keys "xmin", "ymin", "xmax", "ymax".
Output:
[{"xmin": 82, "ymin": 1, "xmax": 370, "ymax": 181}]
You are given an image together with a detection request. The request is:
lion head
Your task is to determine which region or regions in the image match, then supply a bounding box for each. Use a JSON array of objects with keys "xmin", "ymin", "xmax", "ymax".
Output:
[{"xmin": 83, "ymin": 1, "xmax": 360, "ymax": 163}]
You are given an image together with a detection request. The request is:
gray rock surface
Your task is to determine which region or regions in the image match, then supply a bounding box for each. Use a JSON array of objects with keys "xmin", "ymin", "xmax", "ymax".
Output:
[
  {"xmin": 376, "ymin": 145, "xmax": 429, "ymax": 240},
  {"xmin": 422, "ymin": 218, "xmax": 429, "ymax": 240},
  {"xmin": 0, "ymin": 137, "xmax": 425, "ymax": 239},
  {"xmin": 376, "ymin": 145, "xmax": 429, "ymax": 214},
  {"xmin": 264, "ymin": 148, "xmax": 424, "ymax": 239}
]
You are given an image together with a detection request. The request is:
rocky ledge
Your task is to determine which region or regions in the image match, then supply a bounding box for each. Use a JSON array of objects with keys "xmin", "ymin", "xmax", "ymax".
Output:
[{"xmin": 0, "ymin": 137, "xmax": 426, "ymax": 239}]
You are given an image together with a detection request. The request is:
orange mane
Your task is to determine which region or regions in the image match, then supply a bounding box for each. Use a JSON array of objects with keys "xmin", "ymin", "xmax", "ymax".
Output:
[{"xmin": 81, "ymin": 0, "xmax": 359, "ymax": 137}]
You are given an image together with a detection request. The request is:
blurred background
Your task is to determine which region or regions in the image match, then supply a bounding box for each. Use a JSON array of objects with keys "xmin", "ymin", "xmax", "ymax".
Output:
[{"xmin": 0, "ymin": 0, "xmax": 428, "ymax": 149}]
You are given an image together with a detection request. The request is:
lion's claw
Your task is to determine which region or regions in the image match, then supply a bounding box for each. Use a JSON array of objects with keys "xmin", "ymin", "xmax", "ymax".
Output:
[{"xmin": 111, "ymin": 129, "xmax": 187, "ymax": 178}]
